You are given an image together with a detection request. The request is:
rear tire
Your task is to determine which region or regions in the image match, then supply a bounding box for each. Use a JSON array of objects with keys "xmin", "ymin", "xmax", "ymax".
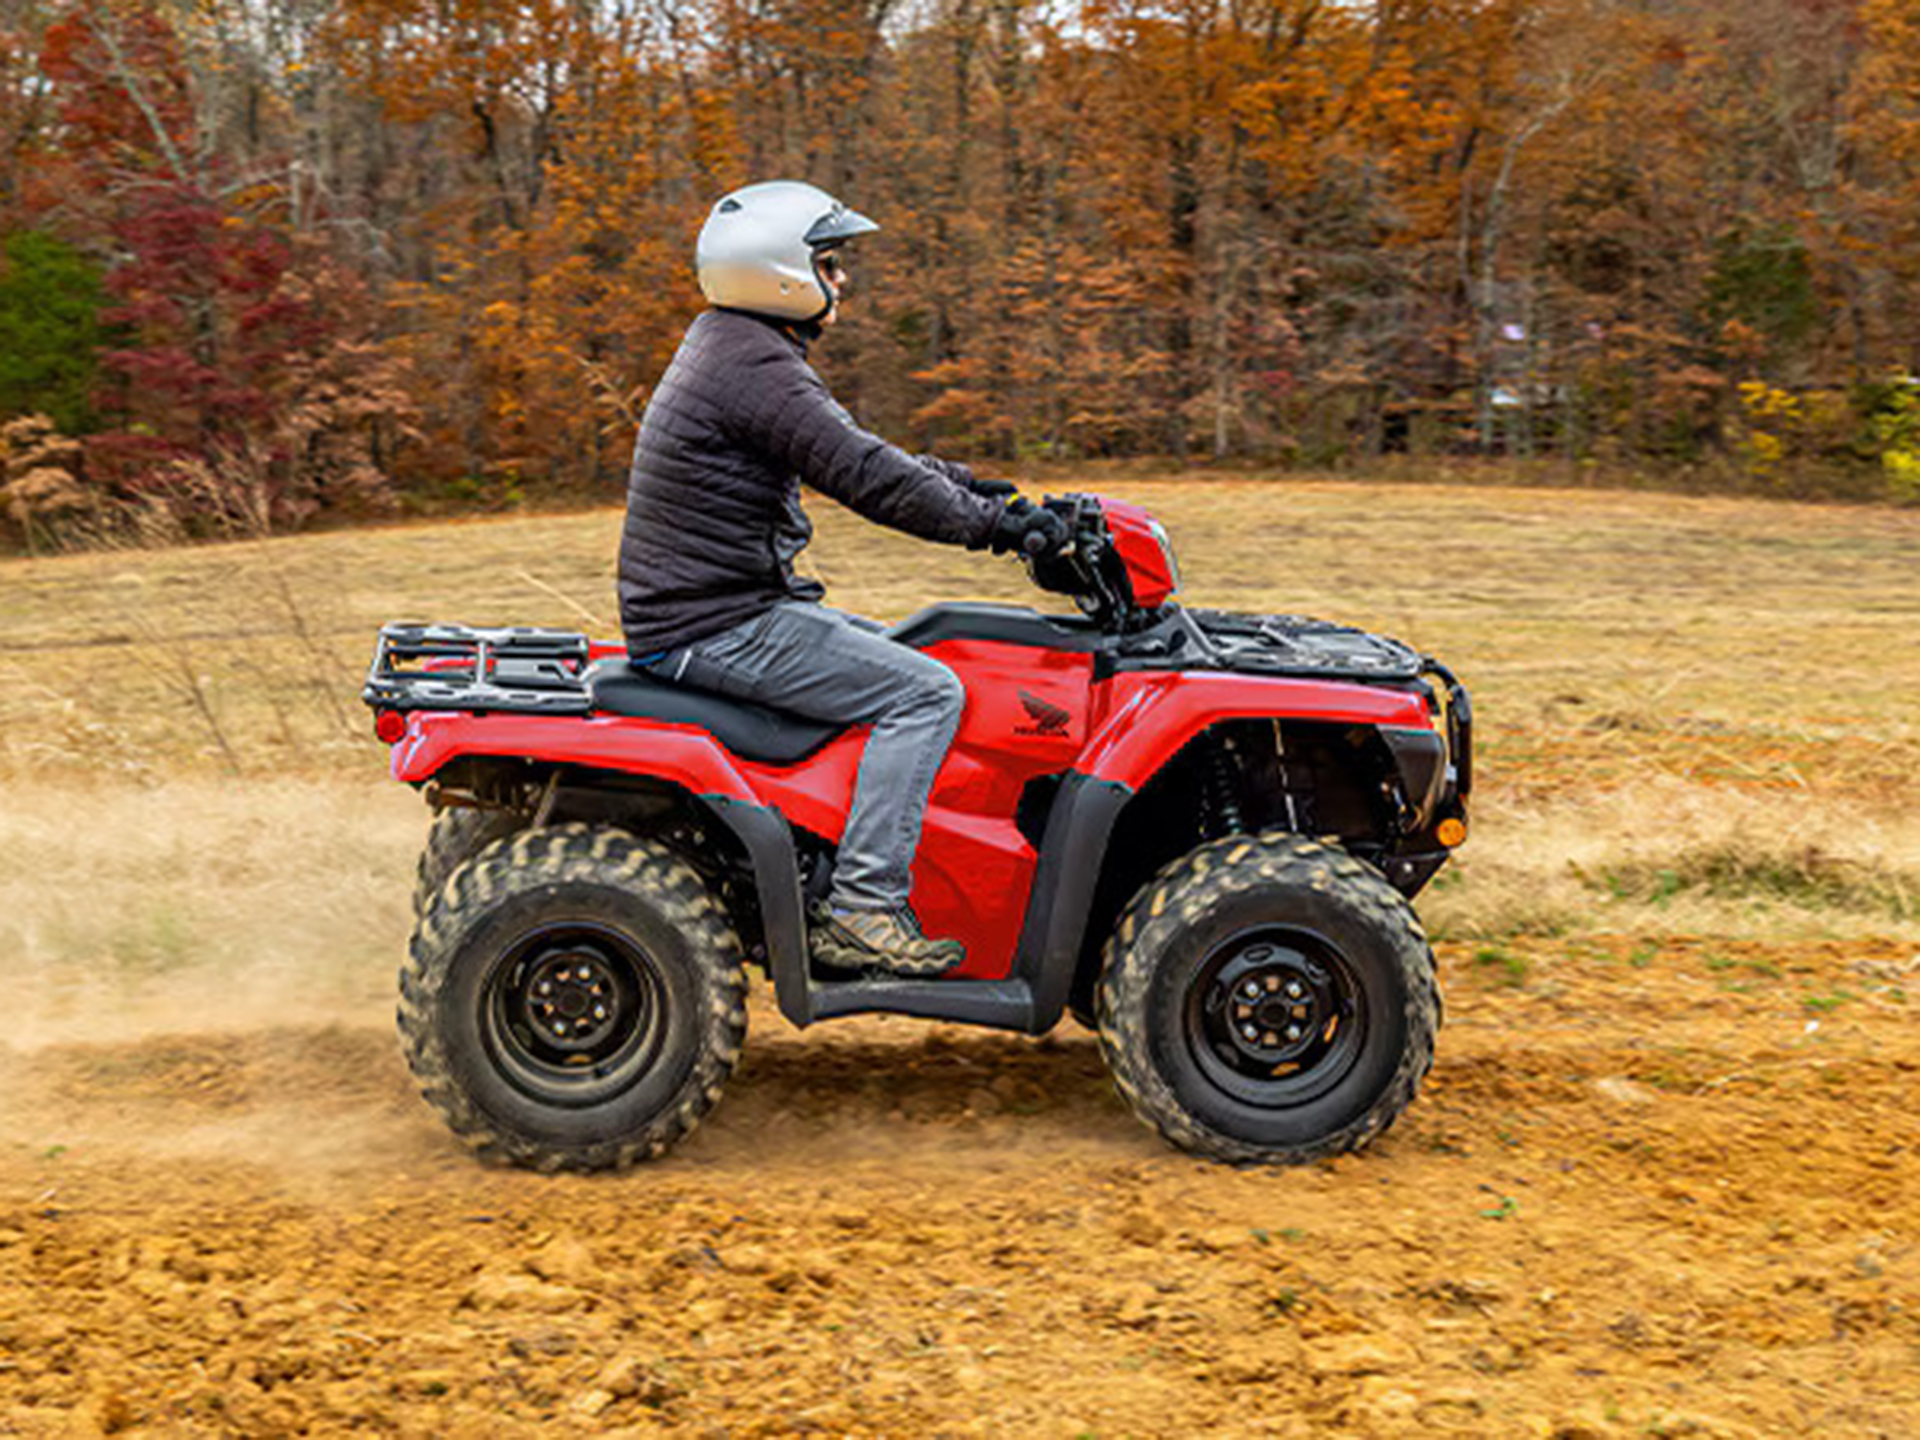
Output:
[
  {"xmin": 413, "ymin": 806, "xmax": 524, "ymax": 917},
  {"xmin": 1097, "ymin": 833, "xmax": 1436, "ymax": 1165},
  {"xmin": 400, "ymin": 823, "xmax": 747, "ymax": 1171}
]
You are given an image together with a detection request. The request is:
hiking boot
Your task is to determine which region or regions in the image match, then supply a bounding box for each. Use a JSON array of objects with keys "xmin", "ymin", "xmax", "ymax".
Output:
[{"xmin": 810, "ymin": 907, "xmax": 965, "ymax": 977}]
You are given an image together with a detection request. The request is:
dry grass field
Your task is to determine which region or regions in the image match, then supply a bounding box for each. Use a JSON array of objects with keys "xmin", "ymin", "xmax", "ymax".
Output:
[{"xmin": 2, "ymin": 479, "xmax": 1918, "ymax": 1436}]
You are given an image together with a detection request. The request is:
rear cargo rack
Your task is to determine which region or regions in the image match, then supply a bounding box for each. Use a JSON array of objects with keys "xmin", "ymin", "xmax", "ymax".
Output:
[{"xmin": 362, "ymin": 622, "xmax": 593, "ymax": 715}]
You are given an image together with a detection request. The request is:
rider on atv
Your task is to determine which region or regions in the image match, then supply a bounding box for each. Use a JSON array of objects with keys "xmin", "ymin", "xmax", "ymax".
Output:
[{"xmin": 619, "ymin": 181, "xmax": 1068, "ymax": 978}]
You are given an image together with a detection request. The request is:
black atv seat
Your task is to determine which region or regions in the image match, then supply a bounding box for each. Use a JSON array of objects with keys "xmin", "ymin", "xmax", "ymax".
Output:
[{"xmin": 585, "ymin": 660, "xmax": 846, "ymax": 766}]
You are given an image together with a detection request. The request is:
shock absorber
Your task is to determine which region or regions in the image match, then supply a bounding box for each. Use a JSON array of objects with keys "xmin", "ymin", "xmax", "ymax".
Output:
[{"xmin": 1206, "ymin": 737, "xmax": 1246, "ymax": 836}]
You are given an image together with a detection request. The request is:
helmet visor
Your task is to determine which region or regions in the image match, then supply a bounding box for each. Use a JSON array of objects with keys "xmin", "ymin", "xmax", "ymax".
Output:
[{"xmin": 804, "ymin": 204, "xmax": 879, "ymax": 247}]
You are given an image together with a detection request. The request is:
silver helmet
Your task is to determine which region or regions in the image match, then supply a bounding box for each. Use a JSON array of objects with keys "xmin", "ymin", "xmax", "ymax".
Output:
[{"xmin": 695, "ymin": 181, "xmax": 879, "ymax": 322}]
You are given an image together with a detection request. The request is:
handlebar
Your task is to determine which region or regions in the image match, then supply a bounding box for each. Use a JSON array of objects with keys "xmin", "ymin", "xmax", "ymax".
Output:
[{"xmin": 1020, "ymin": 492, "xmax": 1131, "ymax": 628}]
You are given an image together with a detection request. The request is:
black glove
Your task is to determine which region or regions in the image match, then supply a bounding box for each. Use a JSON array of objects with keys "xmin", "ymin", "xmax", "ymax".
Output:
[
  {"xmin": 963, "ymin": 472, "xmax": 1019, "ymax": 499},
  {"xmin": 988, "ymin": 501, "xmax": 1071, "ymax": 557},
  {"xmin": 927, "ymin": 456, "xmax": 1019, "ymax": 500}
]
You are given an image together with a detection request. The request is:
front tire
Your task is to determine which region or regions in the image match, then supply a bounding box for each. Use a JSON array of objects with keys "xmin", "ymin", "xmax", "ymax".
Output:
[
  {"xmin": 400, "ymin": 823, "xmax": 747, "ymax": 1171},
  {"xmin": 1097, "ymin": 833, "xmax": 1436, "ymax": 1165}
]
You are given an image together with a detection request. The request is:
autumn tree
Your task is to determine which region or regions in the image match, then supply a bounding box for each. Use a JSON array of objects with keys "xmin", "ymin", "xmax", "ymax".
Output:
[
  {"xmin": 7, "ymin": 0, "xmax": 1920, "ymax": 528},
  {"xmin": 39, "ymin": 2, "xmax": 406, "ymax": 524}
]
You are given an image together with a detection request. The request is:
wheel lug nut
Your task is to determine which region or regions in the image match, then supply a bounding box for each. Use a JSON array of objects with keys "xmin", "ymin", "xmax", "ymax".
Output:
[
  {"xmin": 593, "ymin": 1005, "xmax": 606, "ymax": 1020},
  {"xmin": 1241, "ymin": 1024, "xmax": 1258, "ymax": 1040},
  {"xmin": 1286, "ymin": 982, "xmax": 1303, "ymax": 999},
  {"xmin": 1286, "ymin": 1025, "xmax": 1302, "ymax": 1041}
]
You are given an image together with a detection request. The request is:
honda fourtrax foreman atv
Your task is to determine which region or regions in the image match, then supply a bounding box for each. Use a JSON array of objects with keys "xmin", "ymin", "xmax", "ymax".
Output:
[{"xmin": 364, "ymin": 494, "xmax": 1471, "ymax": 1171}]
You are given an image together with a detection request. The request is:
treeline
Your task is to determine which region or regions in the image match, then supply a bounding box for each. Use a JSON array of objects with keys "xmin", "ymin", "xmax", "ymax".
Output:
[{"xmin": 3, "ymin": 0, "xmax": 1920, "ymax": 542}]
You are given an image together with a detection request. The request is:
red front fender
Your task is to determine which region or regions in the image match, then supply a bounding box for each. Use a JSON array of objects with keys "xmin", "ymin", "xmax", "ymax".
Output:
[{"xmin": 1078, "ymin": 671, "xmax": 1430, "ymax": 789}]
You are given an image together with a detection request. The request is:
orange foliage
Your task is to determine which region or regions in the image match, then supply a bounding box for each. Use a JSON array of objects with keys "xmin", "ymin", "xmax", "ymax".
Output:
[{"xmin": 3, "ymin": 0, "xmax": 1920, "ymax": 512}]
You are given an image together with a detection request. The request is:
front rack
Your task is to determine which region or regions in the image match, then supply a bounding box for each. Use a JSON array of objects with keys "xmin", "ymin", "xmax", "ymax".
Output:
[
  {"xmin": 1122, "ymin": 608, "xmax": 1427, "ymax": 681},
  {"xmin": 362, "ymin": 622, "xmax": 594, "ymax": 715}
]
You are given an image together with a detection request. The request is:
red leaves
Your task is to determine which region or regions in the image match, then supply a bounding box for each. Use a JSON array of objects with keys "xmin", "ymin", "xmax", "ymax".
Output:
[{"xmin": 3, "ymin": 0, "xmax": 1919, "ymax": 521}]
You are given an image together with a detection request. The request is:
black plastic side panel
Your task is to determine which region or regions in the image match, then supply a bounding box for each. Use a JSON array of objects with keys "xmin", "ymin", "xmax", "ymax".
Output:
[
  {"xmin": 1382, "ymin": 849, "xmax": 1449, "ymax": 897},
  {"xmin": 809, "ymin": 978, "xmax": 1034, "ymax": 1030},
  {"xmin": 702, "ymin": 796, "xmax": 812, "ymax": 1027},
  {"xmin": 1013, "ymin": 772, "xmax": 1134, "ymax": 1034},
  {"xmin": 702, "ymin": 781, "xmax": 1129, "ymax": 1036},
  {"xmin": 1381, "ymin": 726, "xmax": 1447, "ymax": 827}
]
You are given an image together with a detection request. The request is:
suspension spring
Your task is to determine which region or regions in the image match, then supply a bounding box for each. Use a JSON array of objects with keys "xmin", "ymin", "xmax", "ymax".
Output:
[{"xmin": 1207, "ymin": 739, "xmax": 1246, "ymax": 836}]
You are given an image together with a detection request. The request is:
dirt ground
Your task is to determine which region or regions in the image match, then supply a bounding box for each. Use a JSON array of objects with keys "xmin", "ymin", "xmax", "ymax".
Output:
[
  {"xmin": 2, "ymin": 932, "xmax": 1916, "ymax": 1438},
  {"xmin": 3, "ymin": 479, "xmax": 1918, "ymax": 1435}
]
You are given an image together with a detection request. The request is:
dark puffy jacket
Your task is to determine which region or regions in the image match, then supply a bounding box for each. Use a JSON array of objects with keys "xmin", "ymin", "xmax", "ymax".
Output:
[{"xmin": 619, "ymin": 308, "xmax": 1001, "ymax": 656}]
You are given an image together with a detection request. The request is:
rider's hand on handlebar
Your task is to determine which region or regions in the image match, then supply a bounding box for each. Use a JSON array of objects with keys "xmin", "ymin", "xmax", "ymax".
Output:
[
  {"xmin": 930, "ymin": 458, "xmax": 1018, "ymax": 500},
  {"xmin": 988, "ymin": 501, "xmax": 1070, "ymax": 557},
  {"xmin": 963, "ymin": 473, "xmax": 1019, "ymax": 500}
]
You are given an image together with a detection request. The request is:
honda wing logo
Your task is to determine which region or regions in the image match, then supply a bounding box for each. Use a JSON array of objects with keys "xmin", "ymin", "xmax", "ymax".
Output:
[{"xmin": 1015, "ymin": 689, "xmax": 1071, "ymax": 738}]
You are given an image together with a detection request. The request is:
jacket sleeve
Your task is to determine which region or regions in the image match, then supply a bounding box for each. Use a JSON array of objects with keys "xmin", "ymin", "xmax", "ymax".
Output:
[
  {"xmin": 730, "ymin": 346, "xmax": 1001, "ymax": 549},
  {"xmin": 914, "ymin": 454, "xmax": 976, "ymax": 489}
]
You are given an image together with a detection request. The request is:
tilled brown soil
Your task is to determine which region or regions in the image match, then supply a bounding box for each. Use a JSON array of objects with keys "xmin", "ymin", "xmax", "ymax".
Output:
[{"xmin": 2, "ymin": 937, "xmax": 1917, "ymax": 1438}]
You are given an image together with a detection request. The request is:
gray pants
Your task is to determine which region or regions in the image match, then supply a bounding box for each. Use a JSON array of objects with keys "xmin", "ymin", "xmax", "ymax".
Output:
[{"xmin": 650, "ymin": 603, "xmax": 965, "ymax": 912}]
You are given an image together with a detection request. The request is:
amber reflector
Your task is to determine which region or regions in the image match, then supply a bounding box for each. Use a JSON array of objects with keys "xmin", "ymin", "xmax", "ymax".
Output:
[{"xmin": 1437, "ymin": 817, "xmax": 1468, "ymax": 848}]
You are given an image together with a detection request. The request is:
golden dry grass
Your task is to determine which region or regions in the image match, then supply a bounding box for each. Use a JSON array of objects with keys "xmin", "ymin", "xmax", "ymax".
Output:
[
  {"xmin": 3, "ymin": 476, "xmax": 1918, "ymax": 994},
  {"xmin": 2, "ymin": 778, "xmax": 421, "ymax": 1048}
]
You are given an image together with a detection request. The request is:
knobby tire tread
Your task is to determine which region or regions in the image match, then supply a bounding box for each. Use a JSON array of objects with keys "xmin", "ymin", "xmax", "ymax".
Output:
[
  {"xmin": 1095, "ymin": 831, "xmax": 1439, "ymax": 1166},
  {"xmin": 412, "ymin": 806, "xmax": 525, "ymax": 918},
  {"xmin": 399, "ymin": 822, "xmax": 748, "ymax": 1172}
]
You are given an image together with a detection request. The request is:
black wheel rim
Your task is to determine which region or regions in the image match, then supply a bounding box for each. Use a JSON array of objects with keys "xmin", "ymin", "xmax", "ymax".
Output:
[
  {"xmin": 1183, "ymin": 926, "xmax": 1367, "ymax": 1109},
  {"xmin": 480, "ymin": 921, "xmax": 666, "ymax": 1107}
]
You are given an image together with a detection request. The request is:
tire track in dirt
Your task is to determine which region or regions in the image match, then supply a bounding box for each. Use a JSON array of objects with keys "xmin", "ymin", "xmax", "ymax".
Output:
[{"xmin": 2, "ymin": 939, "xmax": 1917, "ymax": 1436}]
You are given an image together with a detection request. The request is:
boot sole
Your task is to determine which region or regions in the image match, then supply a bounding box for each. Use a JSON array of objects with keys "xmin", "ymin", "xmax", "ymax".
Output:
[{"xmin": 809, "ymin": 935, "xmax": 964, "ymax": 978}]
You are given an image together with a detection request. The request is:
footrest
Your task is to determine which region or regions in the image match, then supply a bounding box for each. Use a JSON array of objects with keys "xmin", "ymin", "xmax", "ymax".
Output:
[{"xmin": 807, "ymin": 977, "xmax": 1034, "ymax": 1031}]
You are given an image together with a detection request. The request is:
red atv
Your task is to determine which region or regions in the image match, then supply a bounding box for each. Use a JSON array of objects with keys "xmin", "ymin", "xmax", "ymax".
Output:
[{"xmin": 364, "ymin": 494, "xmax": 1470, "ymax": 1171}]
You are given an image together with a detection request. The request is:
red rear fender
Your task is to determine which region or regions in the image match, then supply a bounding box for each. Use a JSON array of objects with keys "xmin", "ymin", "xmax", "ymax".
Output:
[{"xmin": 392, "ymin": 711, "xmax": 757, "ymax": 801}]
